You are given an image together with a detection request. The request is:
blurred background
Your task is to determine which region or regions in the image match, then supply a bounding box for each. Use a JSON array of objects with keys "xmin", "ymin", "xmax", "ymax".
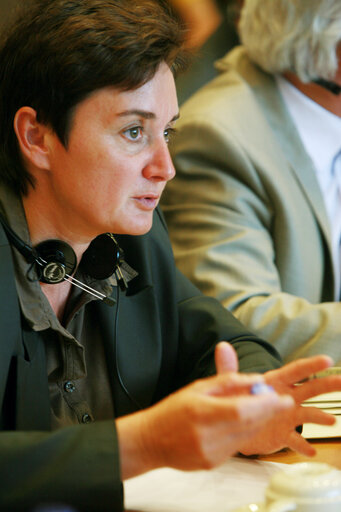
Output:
[{"xmin": 169, "ymin": 0, "xmax": 242, "ymax": 104}]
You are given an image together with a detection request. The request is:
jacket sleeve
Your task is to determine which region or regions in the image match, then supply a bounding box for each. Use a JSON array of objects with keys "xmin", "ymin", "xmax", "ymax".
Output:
[
  {"xmin": 154, "ymin": 208, "xmax": 282, "ymax": 388},
  {"xmin": 162, "ymin": 112, "xmax": 341, "ymax": 365},
  {"xmin": 174, "ymin": 265, "xmax": 282, "ymax": 388},
  {"xmin": 0, "ymin": 421, "xmax": 123, "ymax": 511}
]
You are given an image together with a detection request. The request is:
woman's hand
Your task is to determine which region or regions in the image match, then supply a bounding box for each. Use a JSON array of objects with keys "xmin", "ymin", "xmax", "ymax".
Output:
[
  {"xmin": 117, "ymin": 343, "xmax": 341, "ymax": 480},
  {"xmin": 117, "ymin": 343, "xmax": 293, "ymax": 479},
  {"xmin": 238, "ymin": 353, "xmax": 341, "ymax": 456}
]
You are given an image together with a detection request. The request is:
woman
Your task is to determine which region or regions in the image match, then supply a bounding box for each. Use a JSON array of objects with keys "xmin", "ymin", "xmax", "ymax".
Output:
[{"xmin": 0, "ymin": 1, "xmax": 339, "ymax": 510}]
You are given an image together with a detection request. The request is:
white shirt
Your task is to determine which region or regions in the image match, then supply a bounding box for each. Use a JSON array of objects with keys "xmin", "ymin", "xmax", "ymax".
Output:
[{"xmin": 276, "ymin": 75, "xmax": 341, "ymax": 300}]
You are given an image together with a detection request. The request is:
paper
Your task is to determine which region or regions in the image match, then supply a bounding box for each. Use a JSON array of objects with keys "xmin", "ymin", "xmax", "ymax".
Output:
[
  {"xmin": 124, "ymin": 457, "xmax": 287, "ymax": 512},
  {"xmin": 302, "ymin": 391, "xmax": 341, "ymax": 439}
]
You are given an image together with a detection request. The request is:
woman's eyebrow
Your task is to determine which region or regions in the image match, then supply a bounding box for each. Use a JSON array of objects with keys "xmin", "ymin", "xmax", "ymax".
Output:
[
  {"xmin": 117, "ymin": 109, "xmax": 180, "ymax": 123},
  {"xmin": 170, "ymin": 113, "xmax": 180, "ymax": 122},
  {"xmin": 118, "ymin": 109, "xmax": 155, "ymax": 119}
]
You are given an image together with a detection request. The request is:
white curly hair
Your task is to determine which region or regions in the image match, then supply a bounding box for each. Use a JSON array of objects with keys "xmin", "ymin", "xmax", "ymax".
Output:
[{"xmin": 238, "ymin": 0, "xmax": 341, "ymax": 82}]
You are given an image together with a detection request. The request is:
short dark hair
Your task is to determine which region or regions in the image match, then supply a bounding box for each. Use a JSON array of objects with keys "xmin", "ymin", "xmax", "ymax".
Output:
[{"xmin": 0, "ymin": 0, "xmax": 187, "ymax": 195}]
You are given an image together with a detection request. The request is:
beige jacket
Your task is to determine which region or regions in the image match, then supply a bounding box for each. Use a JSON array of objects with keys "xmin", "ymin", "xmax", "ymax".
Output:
[{"xmin": 162, "ymin": 46, "xmax": 341, "ymax": 363}]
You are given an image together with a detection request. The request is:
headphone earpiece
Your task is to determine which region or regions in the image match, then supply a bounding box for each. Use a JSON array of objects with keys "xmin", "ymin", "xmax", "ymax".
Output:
[
  {"xmin": 34, "ymin": 239, "xmax": 77, "ymax": 284},
  {"xmin": 80, "ymin": 233, "xmax": 124, "ymax": 279}
]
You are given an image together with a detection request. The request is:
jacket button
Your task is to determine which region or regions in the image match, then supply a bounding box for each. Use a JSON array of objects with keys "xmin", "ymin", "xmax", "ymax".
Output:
[
  {"xmin": 82, "ymin": 413, "xmax": 92, "ymax": 424},
  {"xmin": 64, "ymin": 381, "xmax": 76, "ymax": 393}
]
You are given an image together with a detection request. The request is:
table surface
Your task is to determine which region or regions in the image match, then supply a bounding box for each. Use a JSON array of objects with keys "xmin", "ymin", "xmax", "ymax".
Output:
[
  {"xmin": 260, "ymin": 438, "xmax": 341, "ymax": 468},
  {"xmin": 124, "ymin": 440, "xmax": 341, "ymax": 512}
]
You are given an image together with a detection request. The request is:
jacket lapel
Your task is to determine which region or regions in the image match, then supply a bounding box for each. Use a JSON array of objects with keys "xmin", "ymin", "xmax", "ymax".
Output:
[
  {"xmin": 221, "ymin": 48, "xmax": 332, "ymax": 252},
  {"xmin": 100, "ymin": 229, "xmax": 162, "ymax": 414},
  {"xmin": 0, "ymin": 226, "xmax": 50, "ymax": 430},
  {"xmin": 15, "ymin": 326, "xmax": 51, "ymax": 430},
  {"xmin": 248, "ymin": 64, "xmax": 332, "ymax": 251},
  {"xmin": 0, "ymin": 229, "xmax": 22, "ymax": 410}
]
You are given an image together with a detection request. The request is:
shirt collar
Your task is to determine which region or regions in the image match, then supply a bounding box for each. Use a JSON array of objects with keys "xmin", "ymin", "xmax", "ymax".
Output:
[{"xmin": 275, "ymin": 75, "xmax": 341, "ymax": 185}]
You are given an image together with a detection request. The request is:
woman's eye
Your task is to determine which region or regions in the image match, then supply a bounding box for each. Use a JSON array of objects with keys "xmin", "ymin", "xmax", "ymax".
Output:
[
  {"xmin": 124, "ymin": 126, "xmax": 143, "ymax": 141},
  {"xmin": 164, "ymin": 127, "xmax": 176, "ymax": 144}
]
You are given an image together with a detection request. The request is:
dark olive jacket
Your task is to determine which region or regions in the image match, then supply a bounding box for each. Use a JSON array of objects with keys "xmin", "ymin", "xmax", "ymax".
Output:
[{"xmin": 0, "ymin": 208, "xmax": 282, "ymax": 511}]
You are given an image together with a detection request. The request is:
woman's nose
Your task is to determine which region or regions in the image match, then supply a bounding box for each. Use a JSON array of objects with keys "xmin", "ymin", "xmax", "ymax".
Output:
[{"xmin": 142, "ymin": 141, "xmax": 176, "ymax": 182}]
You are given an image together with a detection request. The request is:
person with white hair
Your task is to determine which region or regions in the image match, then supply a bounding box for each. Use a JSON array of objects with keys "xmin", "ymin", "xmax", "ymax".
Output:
[{"xmin": 162, "ymin": 0, "xmax": 341, "ymax": 363}]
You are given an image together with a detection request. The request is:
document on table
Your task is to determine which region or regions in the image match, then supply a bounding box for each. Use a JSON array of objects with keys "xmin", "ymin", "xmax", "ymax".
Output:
[
  {"xmin": 124, "ymin": 457, "xmax": 287, "ymax": 512},
  {"xmin": 300, "ymin": 367, "xmax": 341, "ymax": 439},
  {"xmin": 302, "ymin": 391, "xmax": 341, "ymax": 439}
]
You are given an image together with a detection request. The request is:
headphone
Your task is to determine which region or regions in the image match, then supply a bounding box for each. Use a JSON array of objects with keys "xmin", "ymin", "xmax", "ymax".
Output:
[{"xmin": 0, "ymin": 214, "xmax": 128, "ymax": 306}]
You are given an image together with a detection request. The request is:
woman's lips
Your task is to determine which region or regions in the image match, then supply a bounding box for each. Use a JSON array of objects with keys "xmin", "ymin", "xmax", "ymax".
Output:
[{"xmin": 133, "ymin": 195, "xmax": 160, "ymax": 210}]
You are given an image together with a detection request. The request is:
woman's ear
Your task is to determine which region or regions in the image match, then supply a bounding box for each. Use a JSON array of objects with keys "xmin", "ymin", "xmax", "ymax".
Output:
[{"xmin": 14, "ymin": 107, "xmax": 51, "ymax": 170}]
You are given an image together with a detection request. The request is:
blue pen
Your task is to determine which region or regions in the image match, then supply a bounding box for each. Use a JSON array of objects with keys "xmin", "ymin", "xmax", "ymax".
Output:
[{"xmin": 250, "ymin": 382, "xmax": 275, "ymax": 395}]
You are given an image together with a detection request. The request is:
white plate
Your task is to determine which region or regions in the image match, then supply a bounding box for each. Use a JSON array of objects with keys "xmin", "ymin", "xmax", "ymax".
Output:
[{"xmin": 232, "ymin": 503, "xmax": 264, "ymax": 512}]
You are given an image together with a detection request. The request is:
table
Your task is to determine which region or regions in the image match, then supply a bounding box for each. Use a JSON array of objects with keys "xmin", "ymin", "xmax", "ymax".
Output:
[
  {"xmin": 124, "ymin": 440, "xmax": 341, "ymax": 512},
  {"xmin": 261, "ymin": 438, "xmax": 341, "ymax": 468}
]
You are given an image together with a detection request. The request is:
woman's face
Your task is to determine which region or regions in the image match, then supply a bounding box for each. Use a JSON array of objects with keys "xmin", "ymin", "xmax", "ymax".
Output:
[{"xmin": 42, "ymin": 62, "xmax": 179, "ymax": 241}]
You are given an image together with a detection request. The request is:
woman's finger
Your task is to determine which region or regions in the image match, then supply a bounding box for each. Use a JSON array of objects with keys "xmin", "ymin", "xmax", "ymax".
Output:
[
  {"xmin": 215, "ymin": 341, "xmax": 239, "ymax": 374},
  {"xmin": 293, "ymin": 375, "xmax": 341, "ymax": 402},
  {"xmin": 266, "ymin": 355, "xmax": 333, "ymax": 386}
]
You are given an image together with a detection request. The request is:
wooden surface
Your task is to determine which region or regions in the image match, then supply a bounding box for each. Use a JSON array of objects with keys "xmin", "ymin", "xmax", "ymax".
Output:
[{"xmin": 260, "ymin": 439, "xmax": 341, "ymax": 468}]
